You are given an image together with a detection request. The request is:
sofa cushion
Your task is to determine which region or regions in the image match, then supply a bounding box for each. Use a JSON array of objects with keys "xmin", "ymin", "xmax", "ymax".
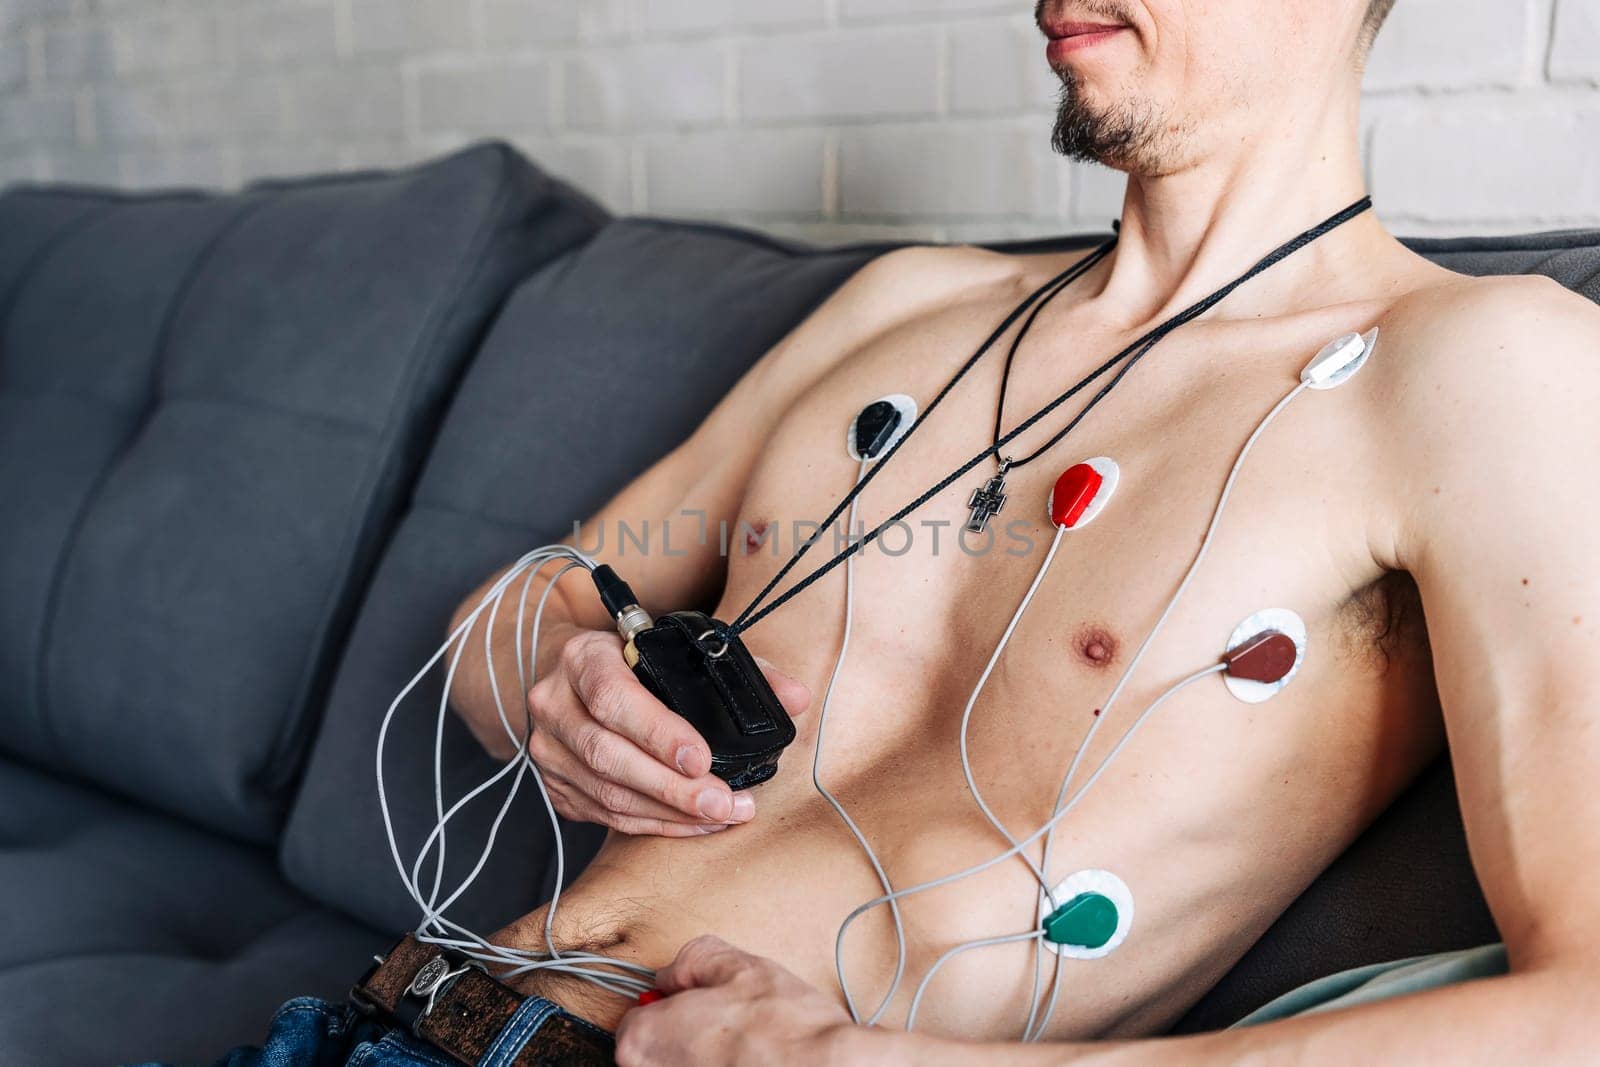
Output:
[
  {"xmin": 0, "ymin": 143, "xmax": 604, "ymax": 841},
  {"xmin": 1407, "ymin": 228, "xmax": 1600, "ymax": 297},
  {"xmin": 0, "ymin": 757, "xmax": 385, "ymax": 1067},
  {"xmin": 281, "ymin": 219, "xmax": 891, "ymax": 933}
]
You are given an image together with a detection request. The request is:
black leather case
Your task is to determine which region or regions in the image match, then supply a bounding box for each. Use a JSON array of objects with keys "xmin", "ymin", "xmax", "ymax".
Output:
[{"xmin": 628, "ymin": 611, "xmax": 795, "ymax": 789}]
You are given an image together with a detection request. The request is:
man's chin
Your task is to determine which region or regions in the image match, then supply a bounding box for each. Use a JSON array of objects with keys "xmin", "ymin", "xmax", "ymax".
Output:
[
  {"xmin": 1049, "ymin": 82, "xmax": 1164, "ymax": 172},
  {"xmin": 1051, "ymin": 112, "xmax": 1136, "ymax": 168}
]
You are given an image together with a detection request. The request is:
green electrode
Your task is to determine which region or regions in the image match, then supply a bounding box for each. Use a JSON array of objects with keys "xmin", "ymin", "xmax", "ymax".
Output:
[{"xmin": 1042, "ymin": 892, "xmax": 1119, "ymax": 950}]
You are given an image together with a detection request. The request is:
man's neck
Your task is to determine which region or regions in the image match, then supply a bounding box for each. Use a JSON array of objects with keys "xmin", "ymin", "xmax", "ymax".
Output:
[{"xmin": 1090, "ymin": 94, "xmax": 1386, "ymax": 326}]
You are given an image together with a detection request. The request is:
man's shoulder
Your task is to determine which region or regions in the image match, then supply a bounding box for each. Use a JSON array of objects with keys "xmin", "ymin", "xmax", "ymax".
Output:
[
  {"xmin": 780, "ymin": 242, "xmax": 1077, "ymax": 373},
  {"xmin": 1361, "ymin": 269, "xmax": 1599, "ymax": 506},
  {"xmin": 841, "ymin": 240, "xmax": 1117, "ymax": 318},
  {"xmin": 834, "ymin": 243, "xmax": 1050, "ymax": 319},
  {"xmin": 740, "ymin": 244, "xmax": 1030, "ymax": 403},
  {"xmin": 1366, "ymin": 270, "xmax": 1600, "ymax": 423},
  {"xmin": 1354, "ymin": 270, "xmax": 1600, "ymax": 567}
]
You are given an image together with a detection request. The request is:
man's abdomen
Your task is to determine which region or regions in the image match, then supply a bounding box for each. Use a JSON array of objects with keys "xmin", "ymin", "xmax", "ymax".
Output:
[{"xmin": 495, "ymin": 645, "xmax": 1436, "ymax": 1041}]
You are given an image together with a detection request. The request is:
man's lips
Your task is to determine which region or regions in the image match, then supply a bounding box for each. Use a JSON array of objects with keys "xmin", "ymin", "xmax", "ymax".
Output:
[{"xmin": 1042, "ymin": 21, "xmax": 1128, "ymax": 60}]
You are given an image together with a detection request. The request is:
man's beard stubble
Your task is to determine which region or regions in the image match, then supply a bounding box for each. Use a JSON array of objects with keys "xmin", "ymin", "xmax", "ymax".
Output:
[
  {"xmin": 1037, "ymin": 0, "xmax": 1177, "ymax": 175},
  {"xmin": 1049, "ymin": 67, "xmax": 1169, "ymax": 175}
]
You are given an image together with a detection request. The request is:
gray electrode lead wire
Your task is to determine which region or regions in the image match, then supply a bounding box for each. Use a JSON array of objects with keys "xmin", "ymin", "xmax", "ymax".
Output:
[
  {"xmin": 482, "ymin": 559, "xmax": 578, "ymax": 952},
  {"xmin": 414, "ymin": 553, "xmax": 574, "ymax": 921},
  {"xmin": 464, "ymin": 553, "xmax": 655, "ymax": 991},
  {"xmin": 1021, "ymin": 378, "xmax": 1311, "ymax": 1038},
  {"xmin": 410, "ymin": 560, "xmax": 586, "ymax": 924},
  {"xmin": 959, "ymin": 522, "xmax": 1073, "ymax": 893},
  {"xmin": 377, "ymin": 544, "xmax": 660, "ymax": 996},
  {"xmin": 813, "ymin": 458, "xmax": 910, "ymax": 1027},
  {"xmin": 830, "ymin": 377, "xmax": 1314, "ymax": 1036},
  {"xmin": 896, "ymin": 663, "xmax": 1225, "ymax": 1035},
  {"xmin": 376, "ymin": 372, "xmax": 1326, "ymax": 1022},
  {"xmin": 474, "ymin": 560, "xmax": 656, "ymax": 991},
  {"xmin": 950, "ymin": 522, "xmax": 1071, "ymax": 1036},
  {"xmin": 398, "ymin": 552, "xmax": 581, "ymax": 949},
  {"xmin": 906, "ymin": 928, "xmax": 1050, "ymax": 1033}
]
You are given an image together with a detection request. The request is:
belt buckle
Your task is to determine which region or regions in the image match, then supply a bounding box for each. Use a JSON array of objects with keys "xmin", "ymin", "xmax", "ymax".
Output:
[
  {"xmin": 348, "ymin": 951, "xmax": 389, "ymax": 1019},
  {"xmin": 348, "ymin": 937, "xmax": 484, "ymax": 1033},
  {"xmin": 408, "ymin": 956, "xmax": 482, "ymax": 1021}
]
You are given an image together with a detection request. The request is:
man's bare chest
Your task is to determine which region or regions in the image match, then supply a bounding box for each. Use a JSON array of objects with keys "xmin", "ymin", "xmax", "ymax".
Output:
[
  {"xmin": 709, "ymin": 299, "xmax": 1439, "ymax": 807},
  {"xmin": 730, "ymin": 306, "xmax": 1375, "ymax": 644}
]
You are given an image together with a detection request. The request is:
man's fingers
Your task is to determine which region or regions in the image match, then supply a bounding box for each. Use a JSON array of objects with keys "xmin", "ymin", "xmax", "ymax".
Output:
[
  {"xmin": 563, "ymin": 631, "xmax": 715, "ymax": 778},
  {"xmin": 531, "ymin": 669, "xmax": 709, "ymax": 821},
  {"xmin": 559, "ymin": 633, "xmax": 747, "ymax": 821},
  {"xmin": 551, "ymin": 680, "xmax": 747, "ymax": 822},
  {"xmin": 656, "ymin": 935, "xmax": 747, "ymax": 995},
  {"xmin": 754, "ymin": 656, "xmax": 812, "ymax": 719},
  {"xmin": 530, "ymin": 727, "xmax": 722, "ymax": 828},
  {"xmin": 578, "ymin": 700, "xmax": 719, "ymax": 815},
  {"xmin": 557, "ymin": 791, "xmax": 733, "ymax": 839},
  {"xmin": 530, "ymin": 648, "xmax": 750, "ymax": 828}
]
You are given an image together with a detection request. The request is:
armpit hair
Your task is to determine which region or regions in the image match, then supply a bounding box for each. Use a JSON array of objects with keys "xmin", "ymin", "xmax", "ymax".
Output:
[{"xmin": 1336, "ymin": 568, "xmax": 1429, "ymax": 671}]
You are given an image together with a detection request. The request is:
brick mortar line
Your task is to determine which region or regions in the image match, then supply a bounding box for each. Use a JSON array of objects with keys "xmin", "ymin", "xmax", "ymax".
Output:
[{"xmin": 5, "ymin": 2, "xmax": 1600, "ymax": 230}]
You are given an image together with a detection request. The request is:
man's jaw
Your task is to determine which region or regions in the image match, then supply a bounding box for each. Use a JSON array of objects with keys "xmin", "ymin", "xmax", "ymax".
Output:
[{"xmin": 1036, "ymin": 1, "xmax": 1138, "ymax": 104}]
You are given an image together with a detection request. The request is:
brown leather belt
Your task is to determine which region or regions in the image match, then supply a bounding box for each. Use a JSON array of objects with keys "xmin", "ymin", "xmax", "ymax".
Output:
[{"xmin": 351, "ymin": 934, "xmax": 615, "ymax": 1067}]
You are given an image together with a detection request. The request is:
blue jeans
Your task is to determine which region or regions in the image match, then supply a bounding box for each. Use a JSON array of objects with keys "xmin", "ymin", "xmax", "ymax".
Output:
[{"xmin": 131, "ymin": 993, "xmax": 614, "ymax": 1067}]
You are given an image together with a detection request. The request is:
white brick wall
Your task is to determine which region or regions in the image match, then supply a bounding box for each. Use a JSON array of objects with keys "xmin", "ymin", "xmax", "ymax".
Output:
[{"xmin": 1, "ymin": 0, "xmax": 1597, "ymax": 240}]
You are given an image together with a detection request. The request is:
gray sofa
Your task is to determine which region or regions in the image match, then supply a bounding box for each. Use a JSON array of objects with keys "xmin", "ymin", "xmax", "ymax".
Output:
[{"xmin": 2, "ymin": 142, "xmax": 1595, "ymax": 1065}]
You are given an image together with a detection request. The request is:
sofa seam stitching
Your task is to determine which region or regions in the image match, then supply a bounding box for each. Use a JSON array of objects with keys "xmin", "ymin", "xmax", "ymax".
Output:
[
  {"xmin": 0, "ymin": 204, "xmax": 119, "ymax": 366},
  {"xmin": 258, "ymin": 144, "xmax": 528, "ymax": 798},
  {"xmin": 30, "ymin": 194, "xmax": 273, "ymax": 775}
]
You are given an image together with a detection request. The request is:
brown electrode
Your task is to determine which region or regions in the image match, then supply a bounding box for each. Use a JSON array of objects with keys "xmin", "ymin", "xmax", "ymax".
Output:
[{"xmin": 1223, "ymin": 630, "xmax": 1298, "ymax": 684}]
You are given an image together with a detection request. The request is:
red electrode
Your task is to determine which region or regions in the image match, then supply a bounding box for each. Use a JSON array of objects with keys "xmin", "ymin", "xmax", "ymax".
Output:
[
  {"xmin": 1051, "ymin": 463, "xmax": 1105, "ymax": 529},
  {"xmin": 637, "ymin": 989, "xmax": 665, "ymax": 1006}
]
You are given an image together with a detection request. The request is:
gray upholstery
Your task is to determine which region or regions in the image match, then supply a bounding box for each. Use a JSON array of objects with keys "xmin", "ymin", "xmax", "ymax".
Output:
[
  {"xmin": 0, "ymin": 143, "xmax": 605, "ymax": 1065},
  {"xmin": 0, "ymin": 143, "xmax": 602, "ymax": 841},
  {"xmin": 281, "ymin": 219, "xmax": 881, "ymax": 933},
  {"xmin": 3, "ymin": 140, "xmax": 1599, "ymax": 1063},
  {"xmin": 0, "ymin": 758, "xmax": 384, "ymax": 1066}
]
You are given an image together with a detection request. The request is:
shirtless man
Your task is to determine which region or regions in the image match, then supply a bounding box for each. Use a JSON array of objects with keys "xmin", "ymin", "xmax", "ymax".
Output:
[{"xmin": 443, "ymin": 0, "xmax": 1600, "ymax": 1062}]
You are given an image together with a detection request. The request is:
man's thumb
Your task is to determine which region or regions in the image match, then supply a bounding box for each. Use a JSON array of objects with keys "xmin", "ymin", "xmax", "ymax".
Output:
[{"xmin": 754, "ymin": 656, "xmax": 811, "ymax": 718}]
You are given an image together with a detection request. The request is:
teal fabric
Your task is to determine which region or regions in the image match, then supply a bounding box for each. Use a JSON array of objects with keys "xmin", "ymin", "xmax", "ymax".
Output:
[{"xmin": 1231, "ymin": 944, "xmax": 1508, "ymax": 1027}]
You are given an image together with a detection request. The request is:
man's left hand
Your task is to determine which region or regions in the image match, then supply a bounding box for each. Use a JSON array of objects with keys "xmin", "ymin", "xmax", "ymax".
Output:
[{"xmin": 613, "ymin": 935, "xmax": 857, "ymax": 1067}]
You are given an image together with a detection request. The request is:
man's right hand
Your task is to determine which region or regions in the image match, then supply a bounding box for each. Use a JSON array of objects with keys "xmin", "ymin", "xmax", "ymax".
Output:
[
  {"xmin": 525, "ymin": 630, "xmax": 811, "ymax": 837},
  {"xmin": 448, "ymin": 248, "xmax": 926, "ymax": 837}
]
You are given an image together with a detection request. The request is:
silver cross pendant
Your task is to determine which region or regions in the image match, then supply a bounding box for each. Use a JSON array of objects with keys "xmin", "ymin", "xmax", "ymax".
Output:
[{"xmin": 966, "ymin": 457, "xmax": 1013, "ymax": 534}]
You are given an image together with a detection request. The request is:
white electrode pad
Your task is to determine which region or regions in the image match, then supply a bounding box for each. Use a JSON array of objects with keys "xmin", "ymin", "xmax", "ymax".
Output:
[
  {"xmin": 1222, "ymin": 608, "xmax": 1307, "ymax": 703},
  {"xmin": 1037, "ymin": 868, "xmax": 1135, "ymax": 960},
  {"xmin": 847, "ymin": 394, "xmax": 918, "ymax": 461},
  {"xmin": 1301, "ymin": 328, "xmax": 1378, "ymax": 391}
]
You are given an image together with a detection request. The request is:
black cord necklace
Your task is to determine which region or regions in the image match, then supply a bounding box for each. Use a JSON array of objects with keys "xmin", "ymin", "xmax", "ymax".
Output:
[
  {"xmin": 728, "ymin": 195, "xmax": 1373, "ymax": 637},
  {"xmin": 965, "ymin": 239, "xmax": 1115, "ymax": 533}
]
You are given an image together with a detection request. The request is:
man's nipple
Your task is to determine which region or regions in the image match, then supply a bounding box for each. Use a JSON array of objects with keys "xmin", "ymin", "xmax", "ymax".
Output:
[
  {"xmin": 1075, "ymin": 624, "xmax": 1118, "ymax": 668},
  {"xmin": 742, "ymin": 519, "xmax": 771, "ymax": 556}
]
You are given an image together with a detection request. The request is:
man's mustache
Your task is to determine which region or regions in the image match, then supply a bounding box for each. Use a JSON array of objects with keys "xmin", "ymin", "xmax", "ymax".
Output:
[{"xmin": 1034, "ymin": 0, "xmax": 1135, "ymax": 30}]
